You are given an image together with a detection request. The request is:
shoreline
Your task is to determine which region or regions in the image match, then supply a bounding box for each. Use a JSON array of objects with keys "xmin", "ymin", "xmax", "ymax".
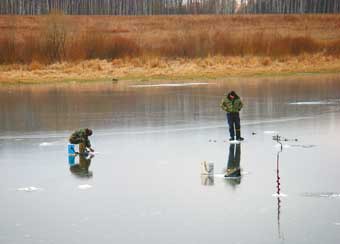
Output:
[{"xmin": 1, "ymin": 55, "xmax": 340, "ymax": 85}]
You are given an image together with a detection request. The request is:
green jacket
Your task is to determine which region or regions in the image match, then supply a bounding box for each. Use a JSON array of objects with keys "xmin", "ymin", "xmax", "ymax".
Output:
[
  {"xmin": 69, "ymin": 128, "xmax": 91, "ymax": 147},
  {"xmin": 220, "ymin": 96, "xmax": 243, "ymax": 113}
]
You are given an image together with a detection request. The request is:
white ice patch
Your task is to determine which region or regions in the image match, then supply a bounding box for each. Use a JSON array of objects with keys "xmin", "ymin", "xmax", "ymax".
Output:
[
  {"xmin": 302, "ymin": 192, "xmax": 340, "ymax": 198},
  {"xmin": 289, "ymin": 101, "xmax": 339, "ymax": 105},
  {"xmin": 39, "ymin": 142, "xmax": 53, "ymax": 147},
  {"xmin": 17, "ymin": 186, "xmax": 43, "ymax": 192},
  {"xmin": 272, "ymin": 193, "xmax": 287, "ymax": 197},
  {"xmin": 214, "ymin": 174, "xmax": 226, "ymax": 178},
  {"xmin": 78, "ymin": 184, "xmax": 92, "ymax": 190},
  {"xmin": 329, "ymin": 194, "xmax": 340, "ymax": 198},
  {"xmin": 129, "ymin": 82, "xmax": 211, "ymax": 88},
  {"xmin": 264, "ymin": 131, "xmax": 278, "ymax": 134},
  {"xmin": 274, "ymin": 143, "xmax": 291, "ymax": 149},
  {"xmin": 229, "ymin": 140, "xmax": 241, "ymax": 144},
  {"xmin": 334, "ymin": 223, "xmax": 340, "ymax": 226}
]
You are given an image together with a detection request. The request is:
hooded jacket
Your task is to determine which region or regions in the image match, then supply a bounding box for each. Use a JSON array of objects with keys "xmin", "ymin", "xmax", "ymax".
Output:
[
  {"xmin": 220, "ymin": 92, "xmax": 243, "ymax": 113},
  {"xmin": 69, "ymin": 128, "xmax": 91, "ymax": 148}
]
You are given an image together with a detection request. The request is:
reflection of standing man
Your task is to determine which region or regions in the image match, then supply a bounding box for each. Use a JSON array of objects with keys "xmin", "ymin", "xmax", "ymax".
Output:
[
  {"xmin": 225, "ymin": 144, "xmax": 241, "ymax": 178},
  {"xmin": 220, "ymin": 91, "xmax": 244, "ymax": 141}
]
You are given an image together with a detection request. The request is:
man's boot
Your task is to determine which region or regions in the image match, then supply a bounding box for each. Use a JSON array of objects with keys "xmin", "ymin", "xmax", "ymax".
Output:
[{"xmin": 236, "ymin": 129, "xmax": 244, "ymax": 141}]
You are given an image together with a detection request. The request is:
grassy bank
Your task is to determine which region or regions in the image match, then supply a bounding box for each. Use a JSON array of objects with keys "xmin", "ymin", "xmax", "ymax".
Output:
[
  {"xmin": 1, "ymin": 54, "xmax": 340, "ymax": 84},
  {"xmin": 1, "ymin": 14, "xmax": 340, "ymax": 83}
]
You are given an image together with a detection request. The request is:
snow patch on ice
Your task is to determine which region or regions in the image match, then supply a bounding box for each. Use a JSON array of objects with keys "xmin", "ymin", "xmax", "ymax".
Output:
[
  {"xmin": 78, "ymin": 184, "xmax": 92, "ymax": 190},
  {"xmin": 302, "ymin": 192, "xmax": 340, "ymax": 198},
  {"xmin": 39, "ymin": 142, "xmax": 53, "ymax": 146},
  {"xmin": 264, "ymin": 131, "xmax": 278, "ymax": 134},
  {"xmin": 214, "ymin": 174, "xmax": 226, "ymax": 178},
  {"xmin": 272, "ymin": 193, "xmax": 287, "ymax": 197},
  {"xmin": 274, "ymin": 143, "xmax": 291, "ymax": 149},
  {"xmin": 229, "ymin": 140, "xmax": 241, "ymax": 144},
  {"xmin": 291, "ymin": 144, "xmax": 316, "ymax": 148},
  {"xmin": 17, "ymin": 186, "xmax": 43, "ymax": 192},
  {"xmin": 289, "ymin": 100, "xmax": 339, "ymax": 105}
]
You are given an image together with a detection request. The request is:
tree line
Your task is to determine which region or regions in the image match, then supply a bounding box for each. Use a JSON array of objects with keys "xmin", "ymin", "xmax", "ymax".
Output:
[
  {"xmin": 0, "ymin": 0, "xmax": 339, "ymax": 15},
  {"xmin": 239, "ymin": 0, "xmax": 340, "ymax": 13}
]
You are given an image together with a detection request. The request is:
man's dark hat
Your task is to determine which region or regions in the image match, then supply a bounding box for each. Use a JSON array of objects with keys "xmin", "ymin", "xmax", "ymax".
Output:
[{"xmin": 85, "ymin": 128, "xmax": 93, "ymax": 136}]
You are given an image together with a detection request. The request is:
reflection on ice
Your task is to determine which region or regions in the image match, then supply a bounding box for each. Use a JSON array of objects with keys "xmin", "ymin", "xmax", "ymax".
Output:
[
  {"xmin": 69, "ymin": 154, "xmax": 94, "ymax": 178},
  {"xmin": 224, "ymin": 144, "xmax": 242, "ymax": 186},
  {"xmin": 201, "ymin": 175, "xmax": 214, "ymax": 186},
  {"xmin": 201, "ymin": 144, "xmax": 243, "ymax": 186},
  {"xmin": 201, "ymin": 161, "xmax": 214, "ymax": 186}
]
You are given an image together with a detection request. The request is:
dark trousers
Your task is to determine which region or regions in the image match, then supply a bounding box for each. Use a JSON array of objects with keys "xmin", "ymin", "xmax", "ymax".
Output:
[{"xmin": 227, "ymin": 112, "xmax": 241, "ymax": 139}]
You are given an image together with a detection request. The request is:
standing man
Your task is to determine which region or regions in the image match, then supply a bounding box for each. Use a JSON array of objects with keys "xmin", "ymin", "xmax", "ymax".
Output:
[
  {"xmin": 69, "ymin": 128, "xmax": 95, "ymax": 154},
  {"xmin": 220, "ymin": 91, "xmax": 244, "ymax": 141}
]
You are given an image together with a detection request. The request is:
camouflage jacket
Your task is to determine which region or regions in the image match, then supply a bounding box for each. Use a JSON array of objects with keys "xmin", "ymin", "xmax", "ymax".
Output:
[
  {"xmin": 220, "ymin": 97, "xmax": 243, "ymax": 113},
  {"xmin": 69, "ymin": 128, "xmax": 91, "ymax": 147}
]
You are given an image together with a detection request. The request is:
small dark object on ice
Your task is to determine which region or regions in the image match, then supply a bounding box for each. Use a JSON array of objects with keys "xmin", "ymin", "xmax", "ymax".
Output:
[
  {"xmin": 213, "ymin": 140, "xmax": 217, "ymax": 143},
  {"xmin": 252, "ymin": 132, "xmax": 256, "ymax": 135}
]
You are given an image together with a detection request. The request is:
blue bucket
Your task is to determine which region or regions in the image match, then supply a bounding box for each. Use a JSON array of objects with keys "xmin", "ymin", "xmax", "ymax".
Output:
[
  {"xmin": 68, "ymin": 155, "xmax": 76, "ymax": 166},
  {"xmin": 68, "ymin": 144, "xmax": 76, "ymax": 155}
]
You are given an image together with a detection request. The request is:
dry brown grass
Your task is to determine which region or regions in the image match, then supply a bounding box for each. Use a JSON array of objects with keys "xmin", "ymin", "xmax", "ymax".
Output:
[
  {"xmin": 1, "ymin": 14, "xmax": 340, "ymax": 63},
  {"xmin": 1, "ymin": 54, "xmax": 340, "ymax": 84},
  {"xmin": 1, "ymin": 14, "xmax": 340, "ymax": 82}
]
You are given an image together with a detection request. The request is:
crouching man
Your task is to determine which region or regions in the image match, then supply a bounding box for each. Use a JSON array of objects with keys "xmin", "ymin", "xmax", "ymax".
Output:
[{"xmin": 69, "ymin": 128, "xmax": 94, "ymax": 154}]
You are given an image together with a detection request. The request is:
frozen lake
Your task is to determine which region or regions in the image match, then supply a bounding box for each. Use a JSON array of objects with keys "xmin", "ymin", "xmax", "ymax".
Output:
[{"xmin": 0, "ymin": 75, "xmax": 340, "ymax": 244}]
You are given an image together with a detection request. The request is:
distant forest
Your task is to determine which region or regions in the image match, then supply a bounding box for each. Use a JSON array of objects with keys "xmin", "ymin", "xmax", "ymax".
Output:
[{"xmin": 1, "ymin": 0, "xmax": 340, "ymax": 15}]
